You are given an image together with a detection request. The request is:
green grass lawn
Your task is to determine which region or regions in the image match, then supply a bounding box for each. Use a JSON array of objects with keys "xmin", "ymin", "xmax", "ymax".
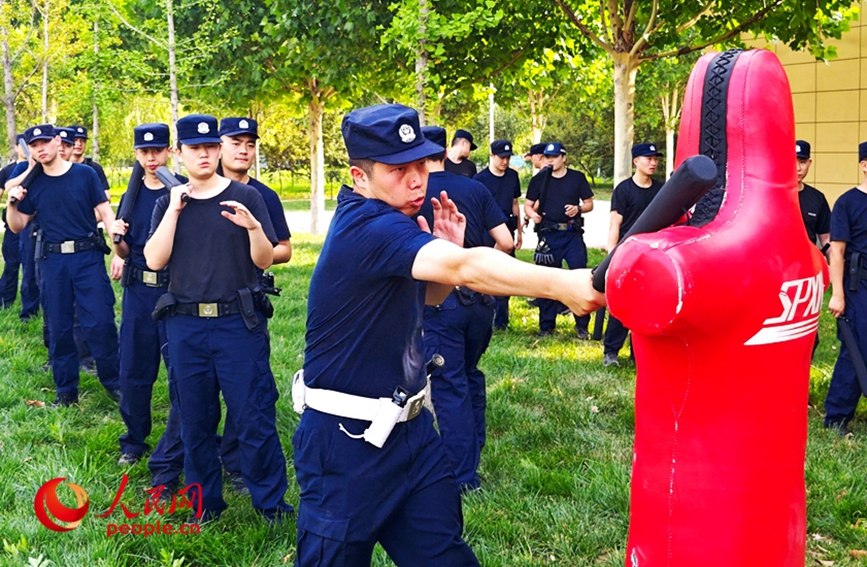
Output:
[{"xmin": 0, "ymin": 240, "xmax": 866, "ymax": 565}]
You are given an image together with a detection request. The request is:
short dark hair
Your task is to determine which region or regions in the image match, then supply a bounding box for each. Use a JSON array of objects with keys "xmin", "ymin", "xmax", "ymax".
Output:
[
  {"xmin": 349, "ymin": 158, "xmax": 375, "ymax": 177},
  {"xmin": 451, "ymin": 138, "xmax": 462, "ymax": 148},
  {"xmin": 426, "ymin": 151, "xmax": 446, "ymax": 162}
]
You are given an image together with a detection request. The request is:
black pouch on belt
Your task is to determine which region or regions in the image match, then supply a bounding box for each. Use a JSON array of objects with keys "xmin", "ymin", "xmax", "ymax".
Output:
[
  {"xmin": 255, "ymin": 288, "xmax": 274, "ymax": 319},
  {"xmin": 152, "ymin": 293, "xmax": 177, "ymax": 321},
  {"xmin": 93, "ymin": 229, "xmax": 112, "ymax": 255},
  {"xmin": 455, "ymin": 287, "xmax": 477, "ymax": 306},
  {"xmin": 238, "ymin": 288, "xmax": 259, "ymax": 330},
  {"xmin": 849, "ymin": 252, "xmax": 862, "ymax": 292},
  {"xmin": 120, "ymin": 257, "xmax": 132, "ymax": 288}
]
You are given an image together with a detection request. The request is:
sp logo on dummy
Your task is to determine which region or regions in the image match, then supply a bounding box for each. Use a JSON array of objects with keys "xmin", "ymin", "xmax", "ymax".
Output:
[{"xmin": 745, "ymin": 271, "xmax": 824, "ymax": 345}]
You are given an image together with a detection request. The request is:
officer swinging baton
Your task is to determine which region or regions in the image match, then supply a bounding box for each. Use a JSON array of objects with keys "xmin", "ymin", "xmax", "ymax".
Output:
[
  {"xmin": 837, "ymin": 317, "xmax": 867, "ymax": 396},
  {"xmin": 113, "ymin": 161, "xmax": 145, "ymax": 244},
  {"xmin": 154, "ymin": 166, "xmax": 190, "ymax": 203},
  {"xmin": 592, "ymin": 154, "xmax": 718, "ymax": 293}
]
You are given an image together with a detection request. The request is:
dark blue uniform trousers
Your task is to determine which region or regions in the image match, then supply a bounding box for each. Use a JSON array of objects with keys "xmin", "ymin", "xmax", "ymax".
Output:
[
  {"xmin": 40, "ymin": 249, "xmax": 120, "ymax": 396},
  {"xmin": 535, "ymin": 230, "xmax": 590, "ymax": 332},
  {"xmin": 166, "ymin": 313, "xmax": 290, "ymax": 516},
  {"xmin": 293, "ymin": 409, "xmax": 479, "ymax": 567},
  {"xmin": 18, "ymin": 224, "xmax": 40, "ymax": 320},
  {"xmin": 603, "ymin": 313, "xmax": 631, "ymax": 356},
  {"xmin": 0, "ymin": 222, "xmax": 21, "ymax": 307},
  {"xmin": 118, "ymin": 279, "xmax": 184, "ymax": 485},
  {"xmin": 492, "ymin": 248, "xmax": 516, "ymax": 330},
  {"xmin": 825, "ymin": 277, "xmax": 867, "ymax": 426},
  {"xmin": 423, "ymin": 292, "xmax": 492, "ymax": 489}
]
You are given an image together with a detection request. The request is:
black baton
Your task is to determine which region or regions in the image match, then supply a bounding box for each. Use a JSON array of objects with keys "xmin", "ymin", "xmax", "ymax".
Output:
[
  {"xmin": 113, "ymin": 161, "xmax": 145, "ymax": 244},
  {"xmin": 155, "ymin": 166, "xmax": 190, "ymax": 203},
  {"xmin": 838, "ymin": 316, "xmax": 867, "ymax": 397},
  {"xmin": 8, "ymin": 163, "xmax": 44, "ymax": 205}
]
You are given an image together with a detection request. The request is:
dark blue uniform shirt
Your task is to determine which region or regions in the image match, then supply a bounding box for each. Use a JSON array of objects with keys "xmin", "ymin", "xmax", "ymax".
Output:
[
  {"xmin": 16, "ymin": 163, "xmax": 107, "ymax": 242},
  {"xmin": 799, "ymin": 184, "xmax": 831, "ymax": 244},
  {"xmin": 304, "ymin": 185, "xmax": 435, "ymax": 399},
  {"xmin": 831, "ymin": 188, "xmax": 867, "ymax": 256},
  {"xmin": 474, "ymin": 167, "xmax": 521, "ymax": 220},
  {"xmin": 417, "ymin": 171, "xmax": 506, "ymax": 249},
  {"xmin": 247, "ymin": 177, "xmax": 291, "ymax": 242},
  {"xmin": 119, "ymin": 175, "xmax": 187, "ymax": 269},
  {"xmin": 526, "ymin": 169, "xmax": 594, "ymax": 223}
]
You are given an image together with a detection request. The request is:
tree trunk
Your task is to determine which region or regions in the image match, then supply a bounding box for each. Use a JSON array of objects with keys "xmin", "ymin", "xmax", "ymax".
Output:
[
  {"xmin": 91, "ymin": 19, "xmax": 99, "ymax": 162},
  {"xmin": 41, "ymin": 0, "xmax": 49, "ymax": 123},
  {"xmin": 166, "ymin": 0, "xmax": 180, "ymax": 172},
  {"xmin": 415, "ymin": 0, "xmax": 428, "ymax": 125},
  {"xmin": 613, "ymin": 53, "xmax": 638, "ymax": 185},
  {"xmin": 308, "ymin": 91, "xmax": 326, "ymax": 235},
  {"xmin": 2, "ymin": 32, "xmax": 16, "ymax": 160},
  {"xmin": 528, "ymin": 88, "xmax": 544, "ymax": 144},
  {"xmin": 660, "ymin": 86, "xmax": 680, "ymax": 180}
]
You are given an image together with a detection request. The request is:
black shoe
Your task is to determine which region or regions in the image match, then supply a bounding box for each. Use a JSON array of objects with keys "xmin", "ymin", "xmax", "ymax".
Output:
[
  {"xmin": 49, "ymin": 394, "xmax": 78, "ymax": 408},
  {"xmin": 538, "ymin": 329, "xmax": 553, "ymax": 337},
  {"xmin": 225, "ymin": 472, "xmax": 250, "ymax": 496},
  {"xmin": 603, "ymin": 353, "xmax": 620, "ymax": 367},
  {"xmin": 118, "ymin": 453, "xmax": 141, "ymax": 466},
  {"xmin": 41, "ymin": 360, "xmax": 51, "ymax": 372},
  {"xmin": 826, "ymin": 422, "xmax": 852, "ymax": 437},
  {"xmin": 149, "ymin": 480, "xmax": 181, "ymax": 502},
  {"xmin": 107, "ymin": 388, "xmax": 122, "ymax": 404},
  {"xmin": 575, "ymin": 328, "xmax": 590, "ymax": 340},
  {"xmin": 188, "ymin": 508, "xmax": 222, "ymax": 525},
  {"xmin": 79, "ymin": 362, "xmax": 98, "ymax": 377}
]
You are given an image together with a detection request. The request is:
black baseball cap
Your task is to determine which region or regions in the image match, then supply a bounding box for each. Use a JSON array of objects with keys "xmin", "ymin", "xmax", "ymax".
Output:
[
  {"xmin": 543, "ymin": 142, "xmax": 566, "ymax": 156},
  {"xmin": 177, "ymin": 114, "xmax": 222, "ymax": 145},
  {"xmin": 420, "ymin": 126, "xmax": 447, "ymax": 150},
  {"xmin": 524, "ymin": 143, "xmax": 546, "ymax": 157},
  {"xmin": 16, "ymin": 133, "xmax": 25, "ymax": 144},
  {"xmin": 134, "ymin": 123, "xmax": 171, "ymax": 149},
  {"xmin": 491, "ymin": 140, "xmax": 513, "ymax": 157},
  {"xmin": 56, "ymin": 127, "xmax": 76, "ymax": 145},
  {"xmin": 220, "ymin": 117, "xmax": 259, "ymax": 139},
  {"xmin": 795, "ymin": 140, "xmax": 811, "ymax": 160},
  {"xmin": 453, "ymin": 129, "xmax": 478, "ymax": 151},
  {"xmin": 632, "ymin": 143, "xmax": 663, "ymax": 158},
  {"xmin": 23, "ymin": 124, "xmax": 56, "ymax": 145},
  {"xmin": 71, "ymin": 126, "xmax": 88, "ymax": 140},
  {"xmin": 342, "ymin": 104, "xmax": 442, "ymax": 165}
]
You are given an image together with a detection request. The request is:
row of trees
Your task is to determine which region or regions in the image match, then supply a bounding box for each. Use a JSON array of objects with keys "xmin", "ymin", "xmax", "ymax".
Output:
[{"xmin": 2, "ymin": 0, "xmax": 859, "ymax": 231}]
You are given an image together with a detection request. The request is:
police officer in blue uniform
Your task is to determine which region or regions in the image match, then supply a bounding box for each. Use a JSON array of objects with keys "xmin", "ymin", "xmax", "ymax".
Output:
[
  {"xmin": 5, "ymin": 124, "xmax": 121, "ymax": 407},
  {"xmin": 6, "ymin": 146, "xmax": 41, "ymax": 323},
  {"xmin": 603, "ymin": 143, "xmax": 664, "ymax": 366},
  {"xmin": 0, "ymin": 135, "xmax": 27, "ymax": 308},
  {"xmin": 111, "ymin": 123, "xmax": 185, "ymax": 492},
  {"xmin": 145, "ymin": 114, "xmax": 291, "ymax": 522},
  {"xmin": 294, "ymin": 103, "xmax": 604, "ymax": 566},
  {"xmin": 445, "ymin": 129, "xmax": 478, "ymax": 178},
  {"xmin": 216, "ymin": 116, "xmax": 292, "ymax": 492},
  {"xmin": 825, "ymin": 142, "xmax": 867, "ymax": 436},
  {"xmin": 417, "ymin": 126, "xmax": 512, "ymax": 492},
  {"xmin": 523, "ymin": 142, "xmax": 547, "ymax": 173},
  {"xmin": 524, "ymin": 142, "xmax": 595, "ymax": 337},
  {"xmin": 475, "ymin": 139, "xmax": 523, "ymax": 329},
  {"xmin": 70, "ymin": 126, "xmax": 111, "ymax": 195},
  {"xmin": 796, "ymin": 141, "xmax": 831, "ymax": 249}
]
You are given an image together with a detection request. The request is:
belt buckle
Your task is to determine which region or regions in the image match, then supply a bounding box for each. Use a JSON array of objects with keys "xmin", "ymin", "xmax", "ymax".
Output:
[
  {"xmin": 406, "ymin": 396, "xmax": 424, "ymax": 420},
  {"xmin": 198, "ymin": 303, "xmax": 218, "ymax": 317},
  {"xmin": 142, "ymin": 271, "xmax": 158, "ymax": 286},
  {"xmin": 60, "ymin": 241, "xmax": 75, "ymax": 254}
]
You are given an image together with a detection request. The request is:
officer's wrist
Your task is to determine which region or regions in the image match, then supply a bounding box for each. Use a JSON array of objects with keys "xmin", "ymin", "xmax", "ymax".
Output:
[{"xmin": 247, "ymin": 221, "xmax": 262, "ymax": 232}]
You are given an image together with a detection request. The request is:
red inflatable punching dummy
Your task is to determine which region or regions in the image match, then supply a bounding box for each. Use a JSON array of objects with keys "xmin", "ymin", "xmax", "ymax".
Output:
[{"xmin": 606, "ymin": 50, "xmax": 829, "ymax": 566}]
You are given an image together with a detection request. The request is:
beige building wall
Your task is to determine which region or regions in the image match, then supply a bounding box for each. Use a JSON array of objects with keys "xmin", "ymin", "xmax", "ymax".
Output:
[{"xmin": 744, "ymin": 4, "xmax": 866, "ymax": 205}]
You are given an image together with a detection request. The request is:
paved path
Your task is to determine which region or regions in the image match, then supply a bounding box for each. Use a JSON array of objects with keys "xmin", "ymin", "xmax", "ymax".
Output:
[{"xmin": 285, "ymin": 200, "xmax": 611, "ymax": 250}]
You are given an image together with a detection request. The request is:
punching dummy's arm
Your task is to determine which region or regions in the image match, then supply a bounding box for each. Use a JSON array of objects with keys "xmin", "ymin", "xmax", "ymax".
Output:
[{"xmin": 592, "ymin": 155, "xmax": 717, "ymax": 293}]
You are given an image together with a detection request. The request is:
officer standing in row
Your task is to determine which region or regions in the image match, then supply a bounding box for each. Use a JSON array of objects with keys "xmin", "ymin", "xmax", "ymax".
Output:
[
  {"xmin": 796, "ymin": 140, "xmax": 831, "ymax": 250},
  {"xmin": 524, "ymin": 142, "xmax": 594, "ymax": 337},
  {"xmin": 294, "ymin": 103, "xmax": 604, "ymax": 566},
  {"xmin": 445, "ymin": 129, "xmax": 478, "ymax": 178},
  {"xmin": 144, "ymin": 114, "xmax": 291, "ymax": 522},
  {"xmin": 216, "ymin": 116, "xmax": 292, "ymax": 493},
  {"xmin": 57, "ymin": 128, "xmax": 76, "ymax": 161},
  {"xmin": 523, "ymin": 143, "xmax": 546, "ymax": 172},
  {"xmin": 474, "ymin": 139, "xmax": 523, "ymax": 330},
  {"xmin": 824, "ymin": 142, "xmax": 867, "ymax": 436},
  {"xmin": 603, "ymin": 143, "xmax": 664, "ymax": 366},
  {"xmin": 417, "ymin": 125, "xmax": 512, "ymax": 492},
  {"xmin": 70, "ymin": 126, "xmax": 111, "ymax": 195},
  {"xmin": 112, "ymin": 123, "xmax": 185, "ymax": 494},
  {"xmin": 5, "ymin": 125, "xmax": 121, "ymax": 407},
  {"xmin": 0, "ymin": 135, "xmax": 27, "ymax": 308},
  {"xmin": 5, "ymin": 149, "xmax": 41, "ymax": 324}
]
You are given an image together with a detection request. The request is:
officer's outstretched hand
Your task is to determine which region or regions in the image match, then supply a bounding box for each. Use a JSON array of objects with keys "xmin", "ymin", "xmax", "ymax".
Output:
[
  {"xmin": 6, "ymin": 186, "xmax": 25, "ymax": 205},
  {"xmin": 418, "ymin": 190, "xmax": 465, "ymax": 248},
  {"xmin": 220, "ymin": 200, "xmax": 261, "ymax": 231},
  {"xmin": 109, "ymin": 254, "xmax": 125, "ymax": 281}
]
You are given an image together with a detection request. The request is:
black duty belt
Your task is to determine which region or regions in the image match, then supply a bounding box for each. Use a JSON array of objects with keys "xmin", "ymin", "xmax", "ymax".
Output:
[
  {"xmin": 129, "ymin": 265, "xmax": 169, "ymax": 288},
  {"xmin": 174, "ymin": 300, "xmax": 241, "ymax": 318},
  {"xmin": 44, "ymin": 238, "xmax": 99, "ymax": 254}
]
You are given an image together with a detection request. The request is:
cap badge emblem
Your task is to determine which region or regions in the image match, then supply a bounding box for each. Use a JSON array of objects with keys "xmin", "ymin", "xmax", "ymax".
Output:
[
  {"xmin": 399, "ymin": 124, "xmax": 416, "ymax": 144},
  {"xmin": 144, "ymin": 132, "xmax": 154, "ymax": 141},
  {"xmin": 650, "ymin": 145, "xmax": 656, "ymax": 151},
  {"xmin": 34, "ymin": 128, "xmax": 42, "ymax": 136},
  {"xmin": 60, "ymin": 131, "xmax": 67, "ymax": 138},
  {"xmin": 546, "ymin": 144, "xmax": 554, "ymax": 151},
  {"xmin": 796, "ymin": 144, "xmax": 801, "ymax": 153},
  {"xmin": 504, "ymin": 144, "xmax": 510, "ymax": 151},
  {"xmin": 198, "ymin": 122, "xmax": 210, "ymax": 134},
  {"xmin": 77, "ymin": 128, "xmax": 84, "ymax": 133},
  {"xmin": 239, "ymin": 120, "xmax": 249, "ymax": 129}
]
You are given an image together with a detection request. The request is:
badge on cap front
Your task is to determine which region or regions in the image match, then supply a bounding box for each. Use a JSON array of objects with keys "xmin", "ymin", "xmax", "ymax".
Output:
[
  {"xmin": 198, "ymin": 122, "xmax": 210, "ymax": 134},
  {"xmin": 796, "ymin": 144, "xmax": 801, "ymax": 153},
  {"xmin": 60, "ymin": 131, "xmax": 67, "ymax": 138},
  {"xmin": 650, "ymin": 145, "xmax": 656, "ymax": 152},
  {"xmin": 239, "ymin": 120, "xmax": 249, "ymax": 129},
  {"xmin": 144, "ymin": 132, "xmax": 154, "ymax": 141},
  {"xmin": 399, "ymin": 124, "xmax": 416, "ymax": 144},
  {"xmin": 34, "ymin": 128, "xmax": 42, "ymax": 136},
  {"xmin": 77, "ymin": 128, "xmax": 84, "ymax": 133},
  {"xmin": 547, "ymin": 144, "xmax": 554, "ymax": 151},
  {"xmin": 505, "ymin": 144, "xmax": 510, "ymax": 151}
]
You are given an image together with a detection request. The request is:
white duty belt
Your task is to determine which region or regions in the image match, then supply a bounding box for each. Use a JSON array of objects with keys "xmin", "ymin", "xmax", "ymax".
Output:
[{"xmin": 291, "ymin": 370, "xmax": 425, "ymax": 448}]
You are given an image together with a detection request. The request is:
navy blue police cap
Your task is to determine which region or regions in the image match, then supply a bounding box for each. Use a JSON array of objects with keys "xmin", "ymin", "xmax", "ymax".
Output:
[
  {"xmin": 134, "ymin": 123, "xmax": 171, "ymax": 149},
  {"xmin": 491, "ymin": 139, "xmax": 513, "ymax": 157},
  {"xmin": 860, "ymin": 141, "xmax": 867, "ymax": 162},
  {"xmin": 632, "ymin": 143, "xmax": 663, "ymax": 158},
  {"xmin": 420, "ymin": 126, "xmax": 447, "ymax": 150},
  {"xmin": 524, "ymin": 143, "xmax": 546, "ymax": 157},
  {"xmin": 56, "ymin": 127, "xmax": 76, "ymax": 145},
  {"xmin": 71, "ymin": 125, "xmax": 88, "ymax": 139},
  {"xmin": 176, "ymin": 114, "xmax": 221, "ymax": 145},
  {"xmin": 16, "ymin": 133, "xmax": 25, "ymax": 144},
  {"xmin": 543, "ymin": 142, "xmax": 566, "ymax": 156},
  {"xmin": 453, "ymin": 129, "xmax": 478, "ymax": 151},
  {"xmin": 23, "ymin": 124, "xmax": 56, "ymax": 145},
  {"xmin": 220, "ymin": 117, "xmax": 259, "ymax": 139},
  {"xmin": 341, "ymin": 104, "xmax": 443, "ymax": 165},
  {"xmin": 795, "ymin": 140, "xmax": 811, "ymax": 160}
]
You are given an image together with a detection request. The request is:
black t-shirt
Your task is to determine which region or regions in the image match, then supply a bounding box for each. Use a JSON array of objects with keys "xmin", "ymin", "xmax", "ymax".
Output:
[
  {"xmin": 474, "ymin": 167, "xmax": 521, "ymax": 220},
  {"xmin": 119, "ymin": 174, "xmax": 187, "ymax": 269},
  {"xmin": 798, "ymin": 184, "xmax": 831, "ymax": 245},
  {"xmin": 148, "ymin": 180, "xmax": 277, "ymax": 303},
  {"xmin": 417, "ymin": 171, "xmax": 506, "ymax": 249},
  {"xmin": 526, "ymin": 169, "xmax": 594, "ymax": 223},
  {"xmin": 611, "ymin": 177, "xmax": 664, "ymax": 238},
  {"xmin": 17, "ymin": 163, "xmax": 107, "ymax": 242},
  {"xmin": 0, "ymin": 161, "xmax": 20, "ymax": 188},
  {"xmin": 247, "ymin": 177, "xmax": 291, "ymax": 241},
  {"xmin": 83, "ymin": 158, "xmax": 110, "ymax": 191},
  {"xmin": 444, "ymin": 158, "xmax": 477, "ymax": 178}
]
